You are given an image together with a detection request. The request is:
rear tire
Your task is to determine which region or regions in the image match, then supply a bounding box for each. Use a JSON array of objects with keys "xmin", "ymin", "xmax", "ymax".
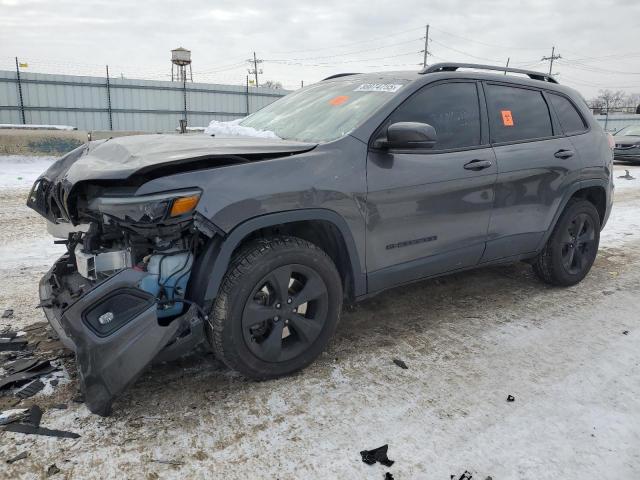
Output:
[
  {"xmin": 533, "ymin": 199, "xmax": 601, "ymax": 286},
  {"xmin": 207, "ymin": 236, "xmax": 342, "ymax": 379}
]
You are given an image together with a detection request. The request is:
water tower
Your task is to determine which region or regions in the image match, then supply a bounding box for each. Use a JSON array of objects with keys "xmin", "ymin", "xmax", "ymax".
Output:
[{"xmin": 171, "ymin": 47, "xmax": 193, "ymax": 82}]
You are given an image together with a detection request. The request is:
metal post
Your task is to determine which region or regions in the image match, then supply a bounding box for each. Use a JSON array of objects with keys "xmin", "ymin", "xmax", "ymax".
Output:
[
  {"xmin": 182, "ymin": 73, "xmax": 188, "ymax": 129},
  {"xmin": 504, "ymin": 57, "xmax": 510, "ymax": 75},
  {"xmin": 15, "ymin": 57, "xmax": 26, "ymax": 124},
  {"xmin": 105, "ymin": 65, "xmax": 113, "ymax": 131},
  {"xmin": 246, "ymin": 75, "xmax": 250, "ymax": 115},
  {"xmin": 422, "ymin": 25, "xmax": 430, "ymax": 68}
]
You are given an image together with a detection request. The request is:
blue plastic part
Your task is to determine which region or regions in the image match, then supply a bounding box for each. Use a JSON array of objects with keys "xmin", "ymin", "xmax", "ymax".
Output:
[{"xmin": 138, "ymin": 251, "xmax": 193, "ymax": 318}]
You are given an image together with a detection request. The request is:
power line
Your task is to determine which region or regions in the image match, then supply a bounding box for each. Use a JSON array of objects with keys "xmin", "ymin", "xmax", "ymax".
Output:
[
  {"xmin": 429, "ymin": 26, "xmax": 549, "ymax": 51},
  {"xmin": 268, "ymin": 25, "xmax": 426, "ymax": 55}
]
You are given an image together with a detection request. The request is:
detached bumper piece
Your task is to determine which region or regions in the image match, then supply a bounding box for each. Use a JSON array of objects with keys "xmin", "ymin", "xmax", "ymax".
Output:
[{"xmin": 39, "ymin": 255, "xmax": 189, "ymax": 416}]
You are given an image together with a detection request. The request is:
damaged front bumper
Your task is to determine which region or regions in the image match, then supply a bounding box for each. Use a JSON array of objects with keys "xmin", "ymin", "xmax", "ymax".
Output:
[{"xmin": 39, "ymin": 253, "xmax": 199, "ymax": 416}]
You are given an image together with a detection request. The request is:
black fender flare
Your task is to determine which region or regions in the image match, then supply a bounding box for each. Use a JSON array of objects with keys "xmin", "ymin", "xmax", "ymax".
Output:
[
  {"xmin": 188, "ymin": 209, "xmax": 366, "ymax": 306},
  {"xmin": 535, "ymin": 179, "xmax": 610, "ymax": 252}
]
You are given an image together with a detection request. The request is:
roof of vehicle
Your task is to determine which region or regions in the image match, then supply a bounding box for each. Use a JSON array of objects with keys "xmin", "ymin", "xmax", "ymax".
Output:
[{"xmin": 322, "ymin": 63, "xmax": 576, "ymax": 95}]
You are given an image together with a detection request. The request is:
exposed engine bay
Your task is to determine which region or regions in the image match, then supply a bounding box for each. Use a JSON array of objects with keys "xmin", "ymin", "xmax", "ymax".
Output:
[{"xmin": 35, "ymin": 185, "xmax": 213, "ymax": 416}]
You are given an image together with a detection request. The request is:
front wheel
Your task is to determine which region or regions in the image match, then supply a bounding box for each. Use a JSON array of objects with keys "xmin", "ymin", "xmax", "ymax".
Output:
[
  {"xmin": 207, "ymin": 236, "xmax": 343, "ymax": 379},
  {"xmin": 533, "ymin": 198, "xmax": 601, "ymax": 286}
]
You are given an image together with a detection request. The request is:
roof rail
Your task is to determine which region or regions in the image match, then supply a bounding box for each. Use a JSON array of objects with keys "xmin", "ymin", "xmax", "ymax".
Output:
[
  {"xmin": 322, "ymin": 73, "xmax": 361, "ymax": 81},
  {"xmin": 420, "ymin": 62, "xmax": 558, "ymax": 84}
]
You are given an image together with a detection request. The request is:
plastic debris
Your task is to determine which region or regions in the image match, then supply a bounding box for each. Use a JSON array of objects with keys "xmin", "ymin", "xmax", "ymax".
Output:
[
  {"xmin": 1, "ymin": 309, "xmax": 13, "ymax": 318},
  {"xmin": 618, "ymin": 170, "xmax": 635, "ymax": 180},
  {"xmin": 0, "ymin": 360, "xmax": 55, "ymax": 390},
  {"xmin": 4, "ymin": 422, "xmax": 80, "ymax": 439},
  {"xmin": 0, "ymin": 337, "xmax": 28, "ymax": 352},
  {"xmin": 47, "ymin": 464, "xmax": 61, "ymax": 476},
  {"xmin": 392, "ymin": 358, "xmax": 408, "ymax": 369},
  {"xmin": 16, "ymin": 379, "xmax": 45, "ymax": 399},
  {"xmin": 0, "ymin": 408, "xmax": 28, "ymax": 425},
  {"xmin": 6, "ymin": 452, "xmax": 28, "ymax": 464},
  {"xmin": 451, "ymin": 471, "xmax": 473, "ymax": 480},
  {"xmin": 385, "ymin": 473, "xmax": 395, "ymax": 480},
  {"xmin": 360, "ymin": 444, "xmax": 395, "ymax": 467},
  {"xmin": 25, "ymin": 405, "xmax": 43, "ymax": 427},
  {"xmin": 623, "ymin": 330, "xmax": 629, "ymax": 335},
  {"xmin": 507, "ymin": 395, "xmax": 515, "ymax": 402}
]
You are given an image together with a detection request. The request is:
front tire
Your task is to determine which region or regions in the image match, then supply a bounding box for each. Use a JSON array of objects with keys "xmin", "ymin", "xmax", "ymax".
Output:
[
  {"xmin": 207, "ymin": 236, "xmax": 342, "ymax": 379},
  {"xmin": 533, "ymin": 199, "xmax": 601, "ymax": 286}
]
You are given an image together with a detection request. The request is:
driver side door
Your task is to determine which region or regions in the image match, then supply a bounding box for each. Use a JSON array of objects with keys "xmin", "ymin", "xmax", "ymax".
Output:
[{"xmin": 365, "ymin": 80, "xmax": 497, "ymax": 293}]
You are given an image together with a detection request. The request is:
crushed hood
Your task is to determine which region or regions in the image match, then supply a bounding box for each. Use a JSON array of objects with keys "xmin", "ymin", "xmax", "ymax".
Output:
[
  {"xmin": 55, "ymin": 134, "xmax": 318, "ymax": 184},
  {"xmin": 27, "ymin": 133, "xmax": 317, "ymax": 224}
]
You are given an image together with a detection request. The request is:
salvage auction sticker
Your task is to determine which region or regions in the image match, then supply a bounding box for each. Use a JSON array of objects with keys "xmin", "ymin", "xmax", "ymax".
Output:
[{"xmin": 354, "ymin": 83, "xmax": 403, "ymax": 93}]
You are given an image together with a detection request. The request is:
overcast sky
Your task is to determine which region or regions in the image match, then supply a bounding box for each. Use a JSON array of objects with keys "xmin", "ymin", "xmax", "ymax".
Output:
[{"xmin": 1, "ymin": 0, "xmax": 639, "ymax": 97}]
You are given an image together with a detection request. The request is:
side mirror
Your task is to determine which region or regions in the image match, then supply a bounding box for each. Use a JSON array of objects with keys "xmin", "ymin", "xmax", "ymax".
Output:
[{"xmin": 376, "ymin": 122, "xmax": 437, "ymax": 150}]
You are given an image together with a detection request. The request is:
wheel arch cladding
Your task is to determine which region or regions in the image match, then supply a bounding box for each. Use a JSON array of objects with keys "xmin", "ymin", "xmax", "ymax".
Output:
[
  {"xmin": 536, "ymin": 180, "xmax": 608, "ymax": 252},
  {"xmin": 188, "ymin": 209, "xmax": 366, "ymax": 305}
]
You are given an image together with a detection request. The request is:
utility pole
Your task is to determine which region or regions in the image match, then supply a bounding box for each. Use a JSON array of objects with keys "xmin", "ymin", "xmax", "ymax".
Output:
[
  {"xmin": 422, "ymin": 24, "xmax": 430, "ymax": 68},
  {"xmin": 247, "ymin": 51, "xmax": 263, "ymax": 87},
  {"xmin": 504, "ymin": 57, "xmax": 510, "ymax": 75},
  {"xmin": 542, "ymin": 46, "xmax": 561, "ymax": 76}
]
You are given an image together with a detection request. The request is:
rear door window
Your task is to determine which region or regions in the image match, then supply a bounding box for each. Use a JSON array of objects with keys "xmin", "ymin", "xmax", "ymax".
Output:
[
  {"xmin": 485, "ymin": 84, "xmax": 553, "ymax": 143},
  {"xmin": 385, "ymin": 81, "xmax": 481, "ymax": 150},
  {"xmin": 548, "ymin": 93, "xmax": 588, "ymax": 135}
]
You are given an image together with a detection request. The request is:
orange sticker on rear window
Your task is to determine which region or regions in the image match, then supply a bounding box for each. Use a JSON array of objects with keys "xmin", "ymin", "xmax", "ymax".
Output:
[
  {"xmin": 501, "ymin": 110, "xmax": 514, "ymax": 126},
  {"xmin": 329, "ymin": 95, "xmax": 349, "ymax": 106}
]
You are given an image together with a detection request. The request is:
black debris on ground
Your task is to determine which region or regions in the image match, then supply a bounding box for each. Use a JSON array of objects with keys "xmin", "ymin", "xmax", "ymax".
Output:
[
  {"xmin": 16, "ymin": 379, "xmax": 45, "ymax": 399},
  {"xmin": 392, "ymin": 358, "xmax": 408, "ymax": 369},
  {"xmin": 47, "ymin": 464, "xmax": 61, "ymax": 476},
  {"xmin": 1, "ymin": 309, "xmax": 14, "ymax": 319},
  {"xmin": 25, "ymin": 405, "xmax": 43, "ymax": 427},
  {"xmin": 51, "ymin": 403, "xmax": 68, "ymax": 409},
  {"xmin": 6, "ymin": 451, "xmax": 28, "ymax": 464},
  {"xmin": 618, "ymin": 170, "xmax": 635, "ymax": 180},
  {"xmin": 0, "ymin": 360, "xmax": 55, "ymax": 390},
  {"xmin": 623, "ymin": 330, "xmax": 629, "ymax": 335},
  {"xmin": 507, "ymin": 394, "xmax": 515, "ymax": 402},
  {"xmin": 72, "ymin": 393, "xmax": 85, "ymax": 404},
  {"xmin": 385, "ymin": 473, "xmax": 394, "ymax": 480},
  {"xmin": 4, "ymin": 422, "xmax": 80, "ymax": 439},
  {"xmin": 451, "ymin": 471, "xmax": 473, "ymax": 480},
  {"xmin": 360, "ymin": 444, "xmax": 395, "ymax": 467},
  {"xmin": 0, "ymin": 337, "xmax": 28, "ymax": 352}
]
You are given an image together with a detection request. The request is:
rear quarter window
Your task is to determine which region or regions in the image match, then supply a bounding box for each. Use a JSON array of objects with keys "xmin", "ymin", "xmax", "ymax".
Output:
[
  {"xmin": 486, "ymin": 84, "xmax": 553, "ymax": 143},
  {"xmin": 548, "ymin": 93, "xmax": 588, "ymax": 135}
]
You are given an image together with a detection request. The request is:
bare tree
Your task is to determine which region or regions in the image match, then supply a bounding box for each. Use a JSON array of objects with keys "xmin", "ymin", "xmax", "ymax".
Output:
[
  {"xmin": 262, "ymin": 80, "xmax": 283, "ymax": 90},
  {"xmin": 592, "ymin": 89, "xmax": 627, "ymax": 113}
]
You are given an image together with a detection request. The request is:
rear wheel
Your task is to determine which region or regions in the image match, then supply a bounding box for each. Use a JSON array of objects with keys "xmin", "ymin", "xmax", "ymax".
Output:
[
  {"xmin": 533, "ymin": 199, "xmax": 600, "ymax": 286},
  {"xmin": 207, "ymin": 236, "xmax": 342, "ymax": 379}
]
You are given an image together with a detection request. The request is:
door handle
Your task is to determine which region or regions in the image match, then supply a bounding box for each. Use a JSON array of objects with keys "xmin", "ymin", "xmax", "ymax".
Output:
[
  {"xmin": 554, "ymin": 149, "xmax": 574, "ymax": 159},
  {"xmin": 463, "ymin": 159, "xmax": 493, "ymax": 171}
]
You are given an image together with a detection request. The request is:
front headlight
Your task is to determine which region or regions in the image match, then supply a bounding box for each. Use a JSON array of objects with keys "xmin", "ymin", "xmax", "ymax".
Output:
[{"xmin": 88, "ymin": 189, "xmax": 201, "ymax": 224}]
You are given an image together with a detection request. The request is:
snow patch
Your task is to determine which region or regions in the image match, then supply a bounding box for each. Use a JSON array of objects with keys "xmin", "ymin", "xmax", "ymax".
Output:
[
  {"xmin": 0, "ymin": 124, "xmax": 77, "ymax": 130},
  {"xmin": 203, "ymin": 118, "xmax": 279, "ymax": 139},
  {"xmin": 0, "ymin": 155, "xmax": 58, "ymax": 188}
]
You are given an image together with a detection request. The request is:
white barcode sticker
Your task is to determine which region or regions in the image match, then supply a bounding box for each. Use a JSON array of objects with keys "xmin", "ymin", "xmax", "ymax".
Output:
[{"xmin": 354, "ymin": 83, "xmax": 403, "ymax": 93}]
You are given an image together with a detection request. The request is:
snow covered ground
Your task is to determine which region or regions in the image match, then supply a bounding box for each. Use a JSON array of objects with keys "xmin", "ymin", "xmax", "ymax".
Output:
[
  {"xmin": 0, "ymin": 158, "xmax": 639, "ymax": 479},
  {"xmin": 0, "ymin": 155, "xmax": 58, "ymax": 188}
]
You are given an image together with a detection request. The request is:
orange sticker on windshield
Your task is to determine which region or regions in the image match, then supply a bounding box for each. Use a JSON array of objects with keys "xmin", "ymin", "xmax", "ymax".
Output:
[
  {"xmin": 329, "ymin": 95, "xmax": 349, "ymax": 106},
  {"xmin": 501, "ymin": 110, "xmax": 514, "ymax": 126}
]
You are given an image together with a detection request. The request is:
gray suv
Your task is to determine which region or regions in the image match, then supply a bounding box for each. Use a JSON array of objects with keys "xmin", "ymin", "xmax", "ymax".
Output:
[{"xmin": 28, "ymin": 63, "xmax": 614, "ymax": 415}]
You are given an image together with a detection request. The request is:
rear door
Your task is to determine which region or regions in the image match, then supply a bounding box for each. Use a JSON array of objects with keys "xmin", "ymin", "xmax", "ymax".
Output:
[
  {"xmin": 481, "ymin": 82, "xmax": 582, "ymax": 262},
  {"xmin": 366, "ymin": 80, "xmax": 497, "ymax": 292}
]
